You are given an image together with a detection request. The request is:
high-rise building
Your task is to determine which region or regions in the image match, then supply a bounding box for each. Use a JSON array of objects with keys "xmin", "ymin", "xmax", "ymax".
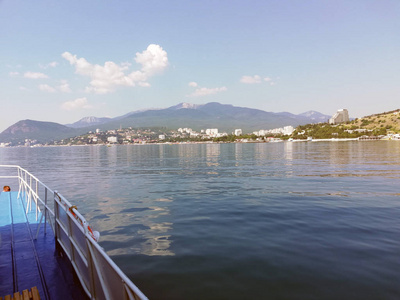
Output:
[{"xmin": 329, "ymin": 109, "xmax": 349, "ymax": 124}]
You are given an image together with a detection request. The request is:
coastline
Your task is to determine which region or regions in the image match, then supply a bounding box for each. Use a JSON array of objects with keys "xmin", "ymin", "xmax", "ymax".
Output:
[{"xmin": 2, "ymin": 137, "xmax": 400, "ymax": 148}]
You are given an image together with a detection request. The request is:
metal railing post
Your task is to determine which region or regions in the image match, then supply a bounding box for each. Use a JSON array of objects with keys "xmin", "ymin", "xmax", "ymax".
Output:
[
  {"xmin": 44, "ymin": 188, "xmax": 48, "ymax": 235},
  {"xmin": 54, "ymin": 191, "xmax": 59, "ymax": 242},
  {"xmin": 35, "ymin": 179, "xmax": 39, "ymax": 220}
]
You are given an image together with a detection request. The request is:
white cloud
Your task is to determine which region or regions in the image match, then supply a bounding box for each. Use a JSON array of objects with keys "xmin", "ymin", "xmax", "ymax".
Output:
[
  {"xmin": 38, "ymin": 81, "xmax": 71, "ymax": 93},
  {"xmin": 40, "ymin": 61, "xmax": 59, "ymax": 69},
  {"xmin": 135, "ymin": 44, "xmax": 169, "ymax": 76},
  {"xmin": 62, "ymin": 44, "xmax": 168, "ymax": 94},
  {"xmin": 9, "ymin": 71, "xmax": 19, "ymax": 77},
  {"xmin": 240, "ymin": 75, "xmax": 262, "ymax": 84},
  {"xmin": 61, "ymin": 97, "xmax": 92, "ymax": 111},
  {"xmin": 138, "ymin": 82, "xmax": 151, "ymax": 87},
  {"xmin": 188, "ymin": 86, "xmax": 227, "ymax": 97},
  {"xmin": 188, "ymin": 82, "xmax": 198, "ymax": 87},
  {"xmin": 19, "ymin": 86, "xmax": 28, "ymax": 91},
  {"xmin": 58, "ymin": 80, "xmax": 72, "ymax": 93},
  {"xmin": 241, "ymin": 75, "xmax": 277, "ymax": 86},
  {"xmin": 24, "ymin": 71, "xmax": 48, "ymax": 79},
  {"xmin": 39, "ymin": 84, "xmax": 56, "ymax": 93}
]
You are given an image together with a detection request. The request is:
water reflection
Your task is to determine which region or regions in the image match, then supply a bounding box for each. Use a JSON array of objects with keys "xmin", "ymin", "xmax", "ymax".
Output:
[
  {"xmin": 206, "ymin": 143, "xmax": 220, "ymax": 169},
  {"xmin": 235, "ymin": 143, "xmax": 243, "ymax": 163},
  {"xmin": 90, "ymin": 194, "xmax": 175, "ymax": 256},
  {"xmin": 284, "ymin": 141, "xmax": 293, "ymax": 161},
  {"xmin": 1, "ymin": 141, "xmax": 400, "ymax": 264}
]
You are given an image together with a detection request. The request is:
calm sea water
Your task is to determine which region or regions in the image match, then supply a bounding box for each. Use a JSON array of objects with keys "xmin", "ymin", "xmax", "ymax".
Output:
[{"xmin": 1, "ymin": 141, "xmax": 399, "ymax": 299}]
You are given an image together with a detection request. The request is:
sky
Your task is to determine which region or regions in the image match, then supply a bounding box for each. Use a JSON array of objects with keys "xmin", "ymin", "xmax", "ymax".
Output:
[{"xmin": 1, "ymin": 0, "xmax": 399, "ymax": 132}]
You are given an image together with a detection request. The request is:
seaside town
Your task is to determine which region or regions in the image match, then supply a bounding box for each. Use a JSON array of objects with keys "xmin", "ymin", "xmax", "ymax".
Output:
[{"xmin": 1, "ymin": 109, "xmax": 400, "ymax": 147}]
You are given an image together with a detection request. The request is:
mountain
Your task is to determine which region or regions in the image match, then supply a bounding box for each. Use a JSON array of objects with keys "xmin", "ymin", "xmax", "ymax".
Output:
[
  {"xmin": 0, "ymin": 120, "xmax": 80, "ymax": 144},
  {"xmin": 85, "ymin": 102, "xmax": 330, "ymax": 133},
  {"xmin": 298, "ymin": 111, "xmax": 330, "ymax": 123},
  {"xmin": 66, "ymin": 116, "xmax": 111, "ymax": 128},
  {"xmin": 0, "ymin": 102, "xmax": 333, "ymax": 144}
]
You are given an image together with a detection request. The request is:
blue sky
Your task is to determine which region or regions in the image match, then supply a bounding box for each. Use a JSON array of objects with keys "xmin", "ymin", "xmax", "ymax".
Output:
[{"xmin": 1, "ymin": 0, "xmax": 399, "ymax": 131}]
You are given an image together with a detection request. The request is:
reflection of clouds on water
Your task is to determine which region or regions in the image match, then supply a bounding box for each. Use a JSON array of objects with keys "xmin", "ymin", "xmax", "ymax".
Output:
[
  {"xmin": 92, "ymin": 196, "xmax": 175, "ymax": 256},
  {"xmin": 138, "ymin": 222, "xmax": 173, "ymax": 256}
]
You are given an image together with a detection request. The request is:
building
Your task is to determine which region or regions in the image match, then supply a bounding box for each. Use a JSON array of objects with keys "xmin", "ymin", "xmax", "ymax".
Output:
[
  {"xmin": 107, "ymin": 136, "xmax": 118, "ymax": 143},
  {"xmin": 206, "ymin": 128, "xmax": 219, "ymax": 137},
  {"xmin": 329, "ymin": 109, "xmax": 349, "ymax": 125},
  {"xmin": 234, "ymin": 129, "xmax": 242, "ymax": 136},
  {"xmin": 282, "ymin": 126, "xmax": 294, "ymax": 135}
]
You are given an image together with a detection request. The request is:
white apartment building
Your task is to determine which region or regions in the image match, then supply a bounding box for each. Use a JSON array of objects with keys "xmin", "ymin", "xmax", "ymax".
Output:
[
  {"xmin": 254, "ymin": 125, "xmax": 294, "ymax": 136},
  {"xmin": 282, "ymin": 126, "xmax": 294, "ymax": 135},
  {"xmin": 107, "ymin": 136, "xmax": 118, "ymax": 143},
  {"xmin": 206, "ymin": 128, "xmax": 219, "ymax": 137},
  {"xmin": 329, "ymin": 109, "xmax": 350, "ymax": 125},
  {"xmin": 234, "ymin": 129, "xmax": 242, "ymax": 136},
  {"xmin": 178, "ymin": 128, "xmax": 193, "ymax": 134}
]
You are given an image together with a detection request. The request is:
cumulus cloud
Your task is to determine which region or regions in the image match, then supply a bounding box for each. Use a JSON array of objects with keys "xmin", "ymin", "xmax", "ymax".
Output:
[
  {"xmin": 62, "ymin": 44, "xmax": 168, "ymax": 94},
  {"xmin": 188, "ymin": 86, "xmax": 227, "ymax": 97},
  {"xmin": 9, "ymin": 71, "xmax": 19, "ymax": 77},
  {"xmin": 135, "ymin": 44, "xmax": 169, "ymax": 76},
  {"xmin": 24, "ymin": 72, "xmax": 48, "ymax": 79},
  {"xmin": 240, "ymin": 75, "xmax": 262, "ymax": 84},
  {"xmin": 61, "ymin": 97, "xmax": 92, "ymax": 111},
  {"xmin": 188, "ymin": 82, "xmax": 198, "ymax": 87},
  {"xmin": 39, "ymin": 84, "xmax": 56, "ymax": 93}
]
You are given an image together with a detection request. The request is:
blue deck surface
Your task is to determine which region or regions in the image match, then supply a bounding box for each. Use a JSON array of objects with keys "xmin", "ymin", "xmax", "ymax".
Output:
[{"xmin": 0, "ymin": 192, "xmax": 87, "ymax": 299}]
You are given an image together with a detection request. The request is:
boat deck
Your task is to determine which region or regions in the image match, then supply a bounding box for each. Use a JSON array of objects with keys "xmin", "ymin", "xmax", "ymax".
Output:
[{"xmin": 0, "ymin": 191, "xmax": 87, "ymax": 300}]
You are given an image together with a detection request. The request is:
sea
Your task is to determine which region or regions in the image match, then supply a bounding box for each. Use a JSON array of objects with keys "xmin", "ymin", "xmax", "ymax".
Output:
[{"xmin": 0, "ymin": 141, "xmax": 399, "ymax": 300}]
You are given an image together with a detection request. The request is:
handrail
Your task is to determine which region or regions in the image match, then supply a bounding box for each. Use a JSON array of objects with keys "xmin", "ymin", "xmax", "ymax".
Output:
[{"xmin": 0, "ymin": 165, "xmax": 148, "ymax": 300}]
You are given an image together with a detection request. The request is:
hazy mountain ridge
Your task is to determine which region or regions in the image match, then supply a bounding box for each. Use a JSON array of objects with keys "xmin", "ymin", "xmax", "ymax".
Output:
[
  {"xmin": 298, "ymin": 111, "xmax": 330, "ymax": 122},
  {"xmin": 66, "ymin": 116, "xmax": 111, "ymax": 128},
  {"xmin": 0, "ymin": 102, "xmax": 332, "ymax": 144}
]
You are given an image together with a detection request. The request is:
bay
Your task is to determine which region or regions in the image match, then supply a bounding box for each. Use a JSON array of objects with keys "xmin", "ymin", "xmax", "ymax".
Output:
[{"xmin": 0, "ymin": 141, "xmax": 399, "ymax": 299}]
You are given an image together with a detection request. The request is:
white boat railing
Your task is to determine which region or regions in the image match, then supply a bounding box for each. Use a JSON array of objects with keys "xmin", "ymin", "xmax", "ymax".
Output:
[{"xmin": 0, "ymin": 165, "xmax": 148, "ymax": 300}]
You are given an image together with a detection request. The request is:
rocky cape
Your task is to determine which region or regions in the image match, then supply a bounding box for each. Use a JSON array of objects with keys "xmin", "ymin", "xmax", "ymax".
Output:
[{"xmin": 0, "ymin": 102, "xmax": 331, "ymax": 144}]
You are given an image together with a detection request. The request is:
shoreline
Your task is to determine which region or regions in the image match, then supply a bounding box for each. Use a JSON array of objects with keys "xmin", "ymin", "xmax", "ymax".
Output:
[{"xmin": 2, "ymin": 137, "xmax": 400, "ymax": 148}]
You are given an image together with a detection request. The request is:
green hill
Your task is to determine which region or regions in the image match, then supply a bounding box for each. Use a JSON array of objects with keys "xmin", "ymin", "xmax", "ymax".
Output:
[
  {"xmin": 291, "ymin": 109, "xmax": 400, "ymax": 139},
  {"xmin": 0, "ymin": 120, "xmax": 80, "ymax": 144}
]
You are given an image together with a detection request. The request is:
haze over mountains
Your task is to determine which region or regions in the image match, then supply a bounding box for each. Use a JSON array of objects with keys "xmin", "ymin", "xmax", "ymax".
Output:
[{"xmin": 0, "ymin": 102, "xmax": 331, "ymax": 144}]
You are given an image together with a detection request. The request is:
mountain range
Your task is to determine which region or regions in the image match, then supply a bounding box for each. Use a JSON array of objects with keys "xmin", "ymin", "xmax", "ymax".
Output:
[{"xmin": 0, "ymin": 102, "xmax": 331, "ymax": 144}]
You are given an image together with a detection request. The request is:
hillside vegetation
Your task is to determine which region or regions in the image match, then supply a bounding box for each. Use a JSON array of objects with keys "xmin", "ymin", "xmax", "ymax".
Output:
[
  {"xmin": 350, "ymin": 109, "xmax": 400, "ymax": 132},
  {"xmin": 292, "ymin": 109, "xmax": 400, "ymax": 139}
]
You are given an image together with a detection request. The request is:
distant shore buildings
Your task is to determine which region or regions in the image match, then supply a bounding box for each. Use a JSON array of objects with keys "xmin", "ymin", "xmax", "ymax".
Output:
[
  {"xmin": 253, "ymin": 125, "xmax": 294, "ymax": 136},
  {"xmin": 329, "ymin": 109, "xmax": 349, "ymax": 125}
]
